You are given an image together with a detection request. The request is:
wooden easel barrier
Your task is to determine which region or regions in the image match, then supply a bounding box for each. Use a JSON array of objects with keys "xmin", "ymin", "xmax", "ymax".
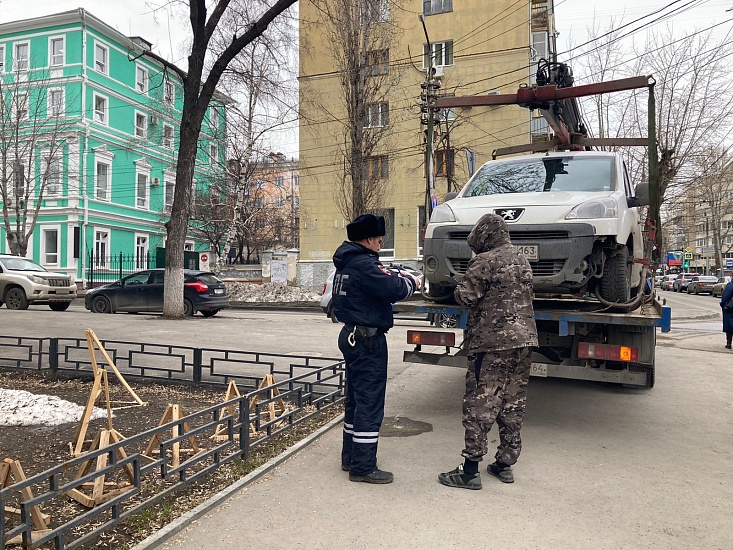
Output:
[
  {"xmin": 71, "ymin": 329, "xmax": 147, "ymax": 457},
  {"xmin": 211, "ymin": 375, "xmax": 289, "ymax": 441},
  {"xmin": 1, "ymin": 458, "xmax": 51, "ymax": 545},
  {"xmin": 143, "ymin": 404, "xmax": 204, "ymax": 469},
  {"xmin": 65, "ymin": 429, "xmax": 135, "ymax": 509}
]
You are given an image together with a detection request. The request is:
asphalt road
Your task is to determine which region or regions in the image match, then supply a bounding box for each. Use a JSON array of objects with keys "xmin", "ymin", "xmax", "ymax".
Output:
[{"xmin": 1, "ymin": 297, "xmax": 730, "ymax": 549}]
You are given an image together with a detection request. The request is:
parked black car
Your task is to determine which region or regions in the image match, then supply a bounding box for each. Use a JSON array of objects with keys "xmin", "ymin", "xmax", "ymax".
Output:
[{"xmin": 85, "ymin": 269, "xmax": 229, "ymax": 316}]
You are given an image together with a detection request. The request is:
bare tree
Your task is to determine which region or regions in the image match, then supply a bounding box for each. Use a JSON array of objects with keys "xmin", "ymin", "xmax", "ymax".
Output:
[
  {"xmin": 142, "ymin": 0, "xmax": 297, "ymax": 317},
  {"xmin": 301, "ymin": 0, "xmax": 402, "ymax": 220},
  {"xmin": 684, "ymin": 147, "xmax": 733, "ymax": 276},
  {"xmin": 0, "ymin": 65, "xmax": 76, "ymax": 255}
]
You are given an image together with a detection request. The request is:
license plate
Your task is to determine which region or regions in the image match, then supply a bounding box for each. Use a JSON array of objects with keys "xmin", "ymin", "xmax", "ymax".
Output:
[
  {"xmin": 214, "ymin": 288, "xmax": 224, "ymax": 295},
  {"xmin": 517, "ymin": 244, "xmax": 539, "ymax": 261},
  {"xmin": 530, "ymin": 363, "xmax": 547, "ymax": 377}
]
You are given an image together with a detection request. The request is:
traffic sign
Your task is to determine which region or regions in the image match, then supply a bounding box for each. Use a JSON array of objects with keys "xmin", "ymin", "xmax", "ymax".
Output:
[
  {"xmin": 686, "ymin": 246, "xmax": 691, "ymax": 252},
  {"xmin": 684, "ymin": 252, "xmax": 693, "ymax": 260},
  {"xmin": 727, "ymin": 259, "xmax": 733, "ymax": 268}
]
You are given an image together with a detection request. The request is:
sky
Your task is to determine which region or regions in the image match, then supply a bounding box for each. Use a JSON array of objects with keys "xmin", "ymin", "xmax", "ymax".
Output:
[{"xmin": 3, "ymin": 0, "xmax": 732, "ymax": 157}]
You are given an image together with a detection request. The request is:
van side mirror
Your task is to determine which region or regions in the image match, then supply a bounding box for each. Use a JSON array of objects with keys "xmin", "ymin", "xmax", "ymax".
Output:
[
  {"xmin": 444, "ymin": 192, "xmax": 458, "ymax": 202},
  {"xmin": 632, "ymin": 182, "xmax": 649, "ymax": 207}
]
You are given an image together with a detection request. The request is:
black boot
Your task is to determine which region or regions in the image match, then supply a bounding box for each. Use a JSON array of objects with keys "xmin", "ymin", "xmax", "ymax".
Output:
[{"xmin": 349, "ymin": 468, "xmax": 394, "ymax": 484}]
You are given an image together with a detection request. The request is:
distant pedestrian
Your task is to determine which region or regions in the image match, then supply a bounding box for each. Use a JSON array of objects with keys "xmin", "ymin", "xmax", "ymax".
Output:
[
  {"xmin": 720, "ymin": 271, "xmax": 733, "ymax": 349},
  {"xmin": 332, "ymin": 214, "xmax": 417, "ymax": 484},
  {"xmin": 438, "ymin": 214, "xmax": 538, "ymax": 490}
]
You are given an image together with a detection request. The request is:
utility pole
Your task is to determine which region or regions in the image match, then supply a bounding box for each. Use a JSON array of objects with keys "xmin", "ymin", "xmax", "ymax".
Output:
[{"xmin": 419, "ymin": 14, "xmax": 439, "ymax": 223}]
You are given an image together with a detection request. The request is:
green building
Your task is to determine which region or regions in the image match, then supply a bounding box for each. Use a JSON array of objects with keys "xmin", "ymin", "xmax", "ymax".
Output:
[{"xmin": 0, "ymin": 9, "xmax": 227, "ymax": 284}]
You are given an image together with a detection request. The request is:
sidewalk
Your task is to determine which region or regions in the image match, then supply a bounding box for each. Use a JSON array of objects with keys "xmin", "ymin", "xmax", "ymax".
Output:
[{"xmin": 133, "ymin": 326, "xmax": 733, "ymax": 550}]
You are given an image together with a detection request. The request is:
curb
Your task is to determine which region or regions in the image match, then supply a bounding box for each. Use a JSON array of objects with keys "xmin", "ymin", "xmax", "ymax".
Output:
[{"xmin": 130, "ymin": 413, "xmax": 344, "ymax": 550}]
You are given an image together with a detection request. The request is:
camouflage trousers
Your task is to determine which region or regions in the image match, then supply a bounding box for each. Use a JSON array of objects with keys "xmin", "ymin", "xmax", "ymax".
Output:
[{"xmin": 461, "ymin": 347, "xmax": 532, "ymax": 466}]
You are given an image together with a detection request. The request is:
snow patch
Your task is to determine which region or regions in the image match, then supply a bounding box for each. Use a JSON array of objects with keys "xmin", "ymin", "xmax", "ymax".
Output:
[
  {"xmin": 225, "ymin": 282, "xmax": 321, "ymax": 303},
  {"xmin": 0, "ymin": 388, "xmax": 108, "ymax": 427}
]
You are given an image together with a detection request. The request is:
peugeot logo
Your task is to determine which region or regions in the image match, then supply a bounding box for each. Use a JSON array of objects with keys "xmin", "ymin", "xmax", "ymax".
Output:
[{"xmin": 494, "ymin": 208, "xmax": 524, "ymax": 222}]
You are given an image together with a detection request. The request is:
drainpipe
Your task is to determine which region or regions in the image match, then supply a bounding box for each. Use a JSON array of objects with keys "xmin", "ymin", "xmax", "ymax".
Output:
[{"xmin": 80, "ymin": 8, "xmax": 89, "ymax": 289}]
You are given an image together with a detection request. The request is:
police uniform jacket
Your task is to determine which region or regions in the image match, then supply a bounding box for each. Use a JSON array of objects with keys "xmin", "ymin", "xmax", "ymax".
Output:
[
  {"xmin": 455, "ymin": 214, "xmax": 539, "ymax": 353},
  {"xmin": 332, "ymin": 241, "xmax": 415, "ymax": 332}
]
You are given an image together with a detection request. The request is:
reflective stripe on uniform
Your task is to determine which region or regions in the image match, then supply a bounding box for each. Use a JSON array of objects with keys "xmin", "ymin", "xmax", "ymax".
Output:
[
  {"xmin": 352, "ymin": 431, "xmax": 379, "ymax": 444},
  {"xmin": 343, "ymin": 422, "xmax": 354, "ymax": 435},
  {"xmin": 353, "ymin": 437, "xmax": 379, "ymax": 444}
]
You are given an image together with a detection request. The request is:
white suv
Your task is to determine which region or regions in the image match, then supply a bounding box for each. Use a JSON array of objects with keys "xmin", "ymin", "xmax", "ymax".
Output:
[
  {"xmin": 423, "ymin": 151, "xmax": 648, "ymax": 302},
  {"xmin": 0, "ymin": 255, "xmax": 77, "ymax": 311}
]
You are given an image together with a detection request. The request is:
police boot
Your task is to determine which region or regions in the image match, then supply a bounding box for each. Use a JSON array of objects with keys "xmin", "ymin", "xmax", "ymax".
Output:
[{"xmin": 349, "ymin": 468, "xmax": 394, "ymax": 484}]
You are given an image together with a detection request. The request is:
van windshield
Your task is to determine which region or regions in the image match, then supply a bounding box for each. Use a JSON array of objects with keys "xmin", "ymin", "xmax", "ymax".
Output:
[{"xmin": 463, "ymin": 156, "xmax": 615, "ymax": 197}]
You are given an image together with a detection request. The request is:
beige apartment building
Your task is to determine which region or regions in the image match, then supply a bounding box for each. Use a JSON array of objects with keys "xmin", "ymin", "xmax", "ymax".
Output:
[{"xmin": 298, "ymin": 0, "xmax": 555, "ymax": 284}]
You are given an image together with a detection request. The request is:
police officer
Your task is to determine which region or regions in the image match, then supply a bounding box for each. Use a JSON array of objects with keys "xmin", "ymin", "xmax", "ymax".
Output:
[
  {"xmin": 438, "ymin": 213, "xmax": 538, "ymax": 490},
  {"xmin": 332, "ymin": 214, "xmax": 416, "ymax": 484}
]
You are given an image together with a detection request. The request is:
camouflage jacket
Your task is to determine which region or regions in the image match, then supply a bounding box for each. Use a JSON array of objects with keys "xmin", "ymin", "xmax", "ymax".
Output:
[{"xmin": 454, "ymin": 214, "xmax": 539, "ymax": 353}]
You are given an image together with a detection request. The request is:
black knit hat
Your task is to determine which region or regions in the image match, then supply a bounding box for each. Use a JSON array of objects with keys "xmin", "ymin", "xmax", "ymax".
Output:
[{"xmin": 347, "ymin": 214, "xmax": 386, "ymax": 241}]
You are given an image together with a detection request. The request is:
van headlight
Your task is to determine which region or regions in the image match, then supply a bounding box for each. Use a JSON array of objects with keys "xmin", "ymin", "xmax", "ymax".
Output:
[
  {"xmin": 430, "ymin": 203, "xmax": 456, "ymax": 223},
  {"xmin": 566, "ymin": 198, "xmax": 618, "ymax": 219},
  {"xmin": 27, "ymin": 275, "xmax": 47, "ymax": 284}
]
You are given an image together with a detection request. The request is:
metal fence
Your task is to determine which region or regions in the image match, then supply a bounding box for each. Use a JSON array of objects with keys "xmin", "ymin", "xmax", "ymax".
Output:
[
  {"xmin": 87, "ymin": 252, "xmax": 156, "ymax": 286},
  {"xmin": 0, "ymin": 335, "xmax": 345, "ymax": 549}
]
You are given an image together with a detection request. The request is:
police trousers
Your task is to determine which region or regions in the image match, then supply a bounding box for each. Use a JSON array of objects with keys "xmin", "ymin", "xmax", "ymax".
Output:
[
  {"xmin": 338, "ymin": 325, "xmax": 388, "ymax": 476},
  {"xmin": 461, "ymin": 347, "xmax": 532, "ymax": 466}
]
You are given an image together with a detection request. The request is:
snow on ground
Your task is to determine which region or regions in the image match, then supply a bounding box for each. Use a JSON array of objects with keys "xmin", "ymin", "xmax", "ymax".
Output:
[
  {"xmin": 0, "ymin": 388, "xmax": 108, "ymax": 427},
  {"xmin": 225, "ymin": 282, "xmax": 321, "ymax": 303}
]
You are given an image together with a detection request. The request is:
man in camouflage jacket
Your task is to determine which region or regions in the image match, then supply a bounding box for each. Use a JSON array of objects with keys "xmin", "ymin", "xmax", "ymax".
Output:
[{"xmin": 439, "ymin": 213, "xmax": 538, "ymax": 490}]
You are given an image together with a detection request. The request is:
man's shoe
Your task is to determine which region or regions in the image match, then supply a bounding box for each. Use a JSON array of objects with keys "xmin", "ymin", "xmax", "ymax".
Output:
[
  {"xmin": 487, "ymin": 462, "xmax": 514, "ymax": 483},
  {"xmin": 341, "ymin": 463, "xmax": 349, "ymax": 471},
  {"xmin": 725, "ymin": 344, "xmax": 731, "ymax": 349},
  {"xmin": 437, "ymin": 465, "xmax": 482, "ymax": 490},
  {"xmin": 349, "ymin": 468, "xmax": 394, "ymax": 484}
]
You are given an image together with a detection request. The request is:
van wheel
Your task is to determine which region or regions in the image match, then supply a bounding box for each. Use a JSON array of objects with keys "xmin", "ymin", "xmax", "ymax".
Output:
[
  {"xmin": 600, "ymin": 247, "xmax": 631, "ymax": 303},
  {"xmin": 434, "ymin": 313, "xmax": 459, "ymax": 328},
  {"xmin": 5, "ymin": 287, "xmax": 29, "ymax": 310}
]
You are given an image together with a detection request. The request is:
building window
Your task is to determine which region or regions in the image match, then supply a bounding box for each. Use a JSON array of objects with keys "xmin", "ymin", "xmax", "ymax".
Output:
[
  {"xmin": 0, "ymin": 46, "xmax": 4, "ymax": 72},
  {"xmin": 46, "ymin": 157, "xmax": 61, "ymax": 195},
  {"xmin": 361, "ymin": 0, "xmax": 389, "ymax": 24},
  {"xmin": 163, "ymin": 124, "xmax": 174, "ymax": 149},
  {"xmin": 96, "ymin": 161, "xmax": 110, "ymax": 200},
  {"xmin": 93, "ymin": 94, "xmax": 108, "ymax": 124},
  {"xmin": 423, "ymin": 0, "xmax": 452, "ymax": 15},
  {"xmin": 210, "ymin": 106, "xmax": 219, "ymax": 129},
  {"xmin": 164, "ymin": 78, "xmax": 175, "ymax": 105},
  {"xmin": 10, "ymin": 160, "xmax": 26, "ymax": 197},
  {"xmin": 95, "ymin": 43, "xmax": 108, "ymax": 74},
  {"xmin": 15, "ymin": 92, "xmax": 28, "ymax": 121},
  {"xmin": 273, "ymin": 197, "xmax": 285, "ymax": 207},
  {"xmin": 417, "ymin": 205, "xmax": 426, "ymax": 257},
  {"xmin": 42, "ymin": 228, "xmax": 59, "ymax": 264},
  {"xmin": 136, "ymin": 173, "xmax": 148, "ymax": 208},
  {"xmin": 135, "ymin": 112, "xmax": 147, "ymax": 138},
  {"xmin": 164, "ymin": 171, "xmax": 175, "ymax": 209},
  {"xmin": 294, "ymin": 196, "xmax": 300, "ymax": 207},
  {"xmin": 14, "ymin": 42, "xmax": 29, "ymax": 71},
  {"xmin": 364, "ymin": 102, "xmax": 389, "ymax": 128},
  {"xmin": 530, "ymin": 31, "xmax": 548, "ymax": 84},
  {"xmin": 423, "ymin": 40, "xmax": 453, "ymax": 68},
  {"xmin": 209, "ymin": 144, "xmax": 217, "ymax": 165},
  {"xmin": 275, "ymin": 176, "xmax": 284, "ymax": 187},
  {"xmin": 365, "ymin": 49, "xmax": 389, "ymax": 76},
  {"xmin": 50, "ymin": 37, "xmax": 65, "ymax": 67},
  {"xmin": 435, "ymin": 149, "xmax": 454, "ymax": 177},
  {"xmin": 377, "ymin": 208, "xmax": 395, "ymax": 259},
  {"xmin": 256, "ymin": 178, "xmax": 265, "ymax": 189},
  {"xmin": 292, "ymin": 174, "xmax": 299, "ymax": 187},
  {"xmin": 136, "ymin": 66, "xmax": 148, "ymax": 94},
  {"xmin": 135, "ymin": 235, "xmax": 148, "ymax": 268},
  {"xmin": 367, "ymin": 155, "xmax": 389, "ymax": 180},
  {"xmin": 95, "ymin": 230, "xmax": 109, "ymax": 266},
  {"xmin": 48, "ymin": 88, "xmax": 64, "ymax": 117}
]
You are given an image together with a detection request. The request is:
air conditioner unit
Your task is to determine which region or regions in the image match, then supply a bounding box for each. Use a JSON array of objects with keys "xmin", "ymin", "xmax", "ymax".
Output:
[
  {"xmin": 150, "ymin": 177, "xmax": 160, "ymax": 187},
  {"xmin": 149, "ymin": 115, "xmax": 159, "ymax": 125},
  {"xmin": 431, "ymin": 66, "xmax": 445, "ymax": 79}
]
